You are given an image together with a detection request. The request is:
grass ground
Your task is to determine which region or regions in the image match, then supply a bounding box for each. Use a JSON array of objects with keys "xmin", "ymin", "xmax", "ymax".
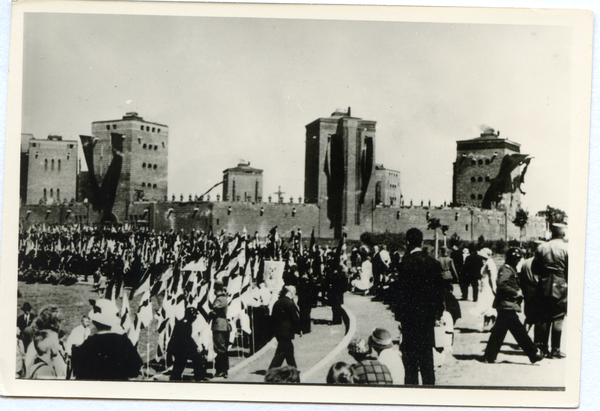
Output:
[{"xmin": 18, "ymin": 280, "xmax": 160, "ymax": 363}]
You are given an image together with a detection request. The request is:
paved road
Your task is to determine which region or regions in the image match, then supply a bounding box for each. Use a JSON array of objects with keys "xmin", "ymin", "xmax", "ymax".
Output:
[{"xmin": 185, "ymin": 284, "xmax": 566, "ymax": 387}]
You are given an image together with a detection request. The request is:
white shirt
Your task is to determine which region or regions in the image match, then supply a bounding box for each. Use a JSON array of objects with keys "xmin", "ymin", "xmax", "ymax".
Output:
[{"xmin": 65, "ymin": 325, "xmax": 91, "ymax": 355}]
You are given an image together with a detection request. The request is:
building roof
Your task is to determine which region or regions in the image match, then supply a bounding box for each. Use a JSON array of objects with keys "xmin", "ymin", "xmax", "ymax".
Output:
[
  {"xmin": 456, "ymin": 129, "xmax": 520, "ymax": 152},
  {"xmin": 223, "ymin": 162, "xmax": 263, "ymax": 174},
  {"xmin": 92, "ymin": 112, "xmax": 167, "ymax": 127},
  {"xmin": 375, "ymin": 164, "xmax": 400, "ymax": 173}
]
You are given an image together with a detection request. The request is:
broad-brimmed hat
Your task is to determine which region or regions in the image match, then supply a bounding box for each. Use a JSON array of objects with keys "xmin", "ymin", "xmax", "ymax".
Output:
[
  {"xmin": 21, "ymin": 302, "xmax": 32, "ymax": 312},
  {"xmin": 88, "ymin": 299, "xmax": 122, "ymax": 331},
  {"xmin": 369, "ymin": 328, "xmax": 393, "ymax": 350}
]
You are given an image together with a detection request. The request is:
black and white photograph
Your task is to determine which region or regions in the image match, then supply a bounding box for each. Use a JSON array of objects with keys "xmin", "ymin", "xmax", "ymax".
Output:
[{"xmin": 0, "ymin": 0, "xmax": 593, "ymax": 408}]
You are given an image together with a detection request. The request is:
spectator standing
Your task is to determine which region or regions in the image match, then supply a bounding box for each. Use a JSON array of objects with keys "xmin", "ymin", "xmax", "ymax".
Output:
[
  {"xmin": 210, "ymin": 281, "xmax": 231, "ymax": 378},
  {"xmin": 17, "ymin": 302, "xmax": 34, "ymax": 337},
  {"xmin": 462, "ymin": 245, "xmax": 486, "ymax": 301},
  {"xmin": 532, "ymin": 223, "xmax": 568, "ymax": 359},
  {"xmin": 391, "ymin": 228, "xmax": 445, "ymax": 385}
]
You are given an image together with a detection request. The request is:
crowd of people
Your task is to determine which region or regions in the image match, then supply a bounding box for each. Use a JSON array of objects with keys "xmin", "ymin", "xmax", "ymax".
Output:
[{"xmin": 16, "ymin": 220, "xmax": 568, "ymax": 384}]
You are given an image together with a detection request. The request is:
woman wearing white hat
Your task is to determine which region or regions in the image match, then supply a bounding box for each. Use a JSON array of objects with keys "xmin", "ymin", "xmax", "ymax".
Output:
[
  {"xmin": 71, "ymin": 299, "xmax": 142, "ymax": 380},
  {"xmin": 470, "ymin": 248, "xmax": 498, "ymax": 331}
]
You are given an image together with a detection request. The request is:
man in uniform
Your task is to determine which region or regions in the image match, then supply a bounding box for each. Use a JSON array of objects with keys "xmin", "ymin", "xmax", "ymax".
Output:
[
  {"xmin": 391, "ymin": 228, "xmax": 445, "ymax": 385},
  {"xmin": 210, "ymin": 281, "xmax": 230, "ymax": 378},
  {"xmin": 532, "ymin": 223, "xmax": 568, "ymax": 359}
]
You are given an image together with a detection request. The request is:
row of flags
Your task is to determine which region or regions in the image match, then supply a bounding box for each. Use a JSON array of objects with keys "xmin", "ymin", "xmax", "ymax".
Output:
[{"xmin": 21, "ymin": 222, "xmax": 345, "ymax": 365}]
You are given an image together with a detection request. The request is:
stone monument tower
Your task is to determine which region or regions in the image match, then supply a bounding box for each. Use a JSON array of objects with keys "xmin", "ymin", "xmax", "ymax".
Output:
[
  {"xmin": 304, "ymin": 108, "xmax": 377, "ymax": 238},
  {"xmin": 453, "ymin": 127, "xmax": 530, "ymax": 213}
]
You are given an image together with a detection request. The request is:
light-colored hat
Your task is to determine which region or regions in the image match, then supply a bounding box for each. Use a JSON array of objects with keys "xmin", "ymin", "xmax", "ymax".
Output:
[
  {"xmin": 369, "ymin": 328, "xmax": 393, "ymax": 349},
  {"xmin": 88, "ymin": 299, "xmax": 122, "ymax": 331}
]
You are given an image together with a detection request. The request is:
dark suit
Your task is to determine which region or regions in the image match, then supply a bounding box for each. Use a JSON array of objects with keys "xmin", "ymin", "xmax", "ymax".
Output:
[
  {"xmin": 17, "ymin": 313, "xmax": 33, "ymax": 336},
  {"xmin": 168, "ymin": 318, "xmax": 206, "ymax": 381},
  {"xmin": 391, "ymin": 249, "xmax": 444, "ymax": 385},
  {"xmin": 269, "ymin": 295, "xmax": 301, "ymax": 369},
  {"xmin": 463, "ymin": 253, "xmax": 485, "ymax": 301}
]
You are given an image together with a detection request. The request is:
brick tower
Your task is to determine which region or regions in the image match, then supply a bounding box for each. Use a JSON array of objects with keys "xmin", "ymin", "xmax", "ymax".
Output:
[
  {"xmin": 223, "ymin": 162, "xmax": 263, "ymax": 202},
  {"xmin": 453, "ymin": 128, "xmax": 521, "ymax": 209},
  {"xmin": 304, "ymin": 108, "xmax": 377, "ymax": 238},
  {"xmin": 91, "ymin": 112, "xmax": 168, "ymax": 220}
]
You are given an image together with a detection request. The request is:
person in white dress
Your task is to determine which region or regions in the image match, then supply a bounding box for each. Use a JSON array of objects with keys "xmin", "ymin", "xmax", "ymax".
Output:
[
  {"xmin": 351, "ymin": 257, "xmax": 374, "ymax": 294},
  {"xmin": 470, "ymin": 248, "xmax": 498, "ymax": 331}
]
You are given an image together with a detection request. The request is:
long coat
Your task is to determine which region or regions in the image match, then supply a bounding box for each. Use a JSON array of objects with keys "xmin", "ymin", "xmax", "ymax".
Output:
[
  {"xmin": 532, "ymin": 238, "xmax": 568, "ymax": 319},
  {"xmin": 270, "ymin": 295, "xmax": 301, "ymax": 340},
  {"xmin": 391, "ymin": 249, "xmax": 445, "ymax": 350}
]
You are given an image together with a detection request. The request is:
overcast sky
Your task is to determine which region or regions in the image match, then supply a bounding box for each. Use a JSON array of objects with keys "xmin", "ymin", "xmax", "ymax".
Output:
[{"xmin": 21, "ymin": 12, "xmax": 573, "ymax": 214}]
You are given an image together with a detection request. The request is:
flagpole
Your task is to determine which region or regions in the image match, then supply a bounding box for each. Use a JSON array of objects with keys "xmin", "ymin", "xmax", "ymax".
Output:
[
  {"xmin": 147, "ymin": 327, "xmax": 150, "ymax": 379},
  {"xmin": 251, "ymin": 309, "xmax": 255, "ymax": 355}
]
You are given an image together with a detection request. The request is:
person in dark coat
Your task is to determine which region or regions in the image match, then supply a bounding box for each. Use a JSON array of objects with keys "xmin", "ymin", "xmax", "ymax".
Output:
[
  {"xmin": 296, "ymin": 272, "xmax": 317, "ymax": 334},
  {"xmin": 210, "ymin": 281, "xmax": 230, "ymax": 378},
  {"xmin": 269, "ymin": 285, "xmax": 301, "ymax": 369},
  {"xmin": 483, "ymin": 248, "xmax": 544, "ymax": 364},
  {"xmin": 72, "ymin": 299, "xmax": 142, "ymax": 380},
  {"xmin": 391, "ymin": 228, "xmax": 445, "ymax": 385},
  {"xmin": 17, "ymin": 302, "xmax": 34, "ymax": 338},
  {"xmin": 462, "ymin": 245, "xmax": 485, "ymax": 301},
  {"xmin": 326, "ymin": 266, "xmax": 347, "ymax": 325},
  {"xmin": 167, "ymin": 307, "xmax": 207, "ymax": 381},
  {"xmin": 531, "ymin": 223, "xmax": 568, "ymax": 359},
  {"xmin": 450, "ymin": 245, "xmax": 464, "ymax": 285}
]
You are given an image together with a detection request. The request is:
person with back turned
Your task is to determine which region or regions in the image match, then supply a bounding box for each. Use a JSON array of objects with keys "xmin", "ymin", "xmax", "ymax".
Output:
[
  {"xmin": 391, "ymin": 228, "xmax": 445, "ymax": 385},
  {"xmin": 482, "ymin": 248, "xmax": 544, "ymax": 364},
  {"xmin": 532, "ymin": 223, "xmax": 568, "ymax": 359},
  {"xmin": 269, "ymin": 285, "xmax": 301, "ymax": 369}
]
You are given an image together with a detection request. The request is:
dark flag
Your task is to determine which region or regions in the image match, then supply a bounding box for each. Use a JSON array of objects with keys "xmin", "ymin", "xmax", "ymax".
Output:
[
  {"xmin": 79, "ymin": 135, "xmax": 101, "ymax": 209},
  {"xmin": 481, "ymin": 154, "xmax": 531, "ymax": 209},
  {"xmin": 326, "ymin": 131, "xmax": 346, "ymax": 231},
  {"xmin": 98, "ymin": 133, "xmax": 125, "ymax": 222},
  {"xmin": 359, "ymin": 136, "xmax": 374, "ymax": 205}
]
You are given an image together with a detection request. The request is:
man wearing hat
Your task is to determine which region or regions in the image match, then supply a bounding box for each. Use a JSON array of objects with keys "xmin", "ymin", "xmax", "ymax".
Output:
[
  {"xmin": 369, "ymin": 328, "xmax": 404, "ymax": 384},
  {"xmin": 483, "ymin": 248, "xmax": 543, "ymax": 364},
  {"xmin": 71, "ymin": 299, "xmax": 142, "ymax": 380},
  {"xmin": 210, "ymin": 281, "xmax": 230, "ymax": 378},
  {"xmin": 532, "ymin": 223, "xmax": 568, "ymax": 359},
  {"xmin": 390, "ymin": 228, "xmax": 444, "ymax": 385},
  {"xmin": 17, "ymin": 302, "xmax": 33, "ymax": 338}
]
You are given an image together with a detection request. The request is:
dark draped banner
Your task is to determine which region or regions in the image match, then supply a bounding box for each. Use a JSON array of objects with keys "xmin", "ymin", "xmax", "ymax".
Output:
[{"xmin": 482, "ymin": 153, "xmax": 531, "ymax": 209}]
